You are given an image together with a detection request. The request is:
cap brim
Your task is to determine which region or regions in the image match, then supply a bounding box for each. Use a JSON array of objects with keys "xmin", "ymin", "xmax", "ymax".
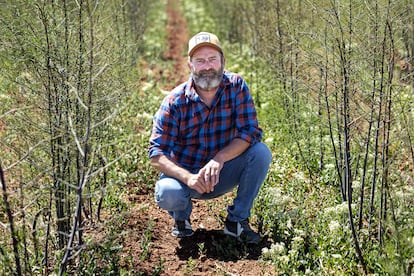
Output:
[{"xmin": 188, "ymin": 43, "xmax": 223, "ymax": 57}]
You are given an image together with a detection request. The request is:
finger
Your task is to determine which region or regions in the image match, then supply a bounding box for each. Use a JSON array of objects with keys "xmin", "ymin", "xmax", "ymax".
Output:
[
  {"xmin": 210, "ymin": 169, "xmax": 219, "ymax": 186},
  {"xmin": 207, "ymin": 182, "xmax": 213, "ymax": 193},
  {"xmin": 205, "ymin": 177, "xmax": 214, "ymax": 193},
  {"xmin": 200, "ymin": 179, "xmax": 209, "ymax": 194},
  {"xmin": 208, "ymin": 182, "xmax": 214, "ymax": 193},
  {"xmin": 204, "ymin": 168, "xmax": 211, "ymax": 183},
  {"xmin": 207, "ymin": 173, "xmax": 214, "ymax": 189},
  {"xmin": 196, "ymin": 184, "xmax": 205, "ymax": 194},
  {"xmin": 209, "ymin": 172, "xmax": 216, "ymax": 191}
]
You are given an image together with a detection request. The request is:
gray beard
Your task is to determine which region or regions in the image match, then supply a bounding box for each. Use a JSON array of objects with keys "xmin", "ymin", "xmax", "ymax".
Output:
[{"xmin": 193, "ymin": 67, "xmax": 223, "ymax": 90}]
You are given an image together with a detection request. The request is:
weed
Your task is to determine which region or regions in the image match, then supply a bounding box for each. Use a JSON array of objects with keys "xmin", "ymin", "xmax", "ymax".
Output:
[
  {"xmin": 184, "ymin": 257, "xmax": 197, "ymax": 276},
  {"xmin": 197, "ymin": 242, "xmax": 206, "ymax": 256},
  {"xmin": 140, "ymin": 219, "xmax": 154, "ymax": 261}
]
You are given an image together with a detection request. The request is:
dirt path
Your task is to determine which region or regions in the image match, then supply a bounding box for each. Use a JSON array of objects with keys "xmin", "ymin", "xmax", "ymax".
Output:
[
  {"xmin": 125, "ymin": 0, "xmax": 274, "ymax": 274},
  {"xmin": 162, "ymin": 0, "xmax": 189, "ymax": 87}
]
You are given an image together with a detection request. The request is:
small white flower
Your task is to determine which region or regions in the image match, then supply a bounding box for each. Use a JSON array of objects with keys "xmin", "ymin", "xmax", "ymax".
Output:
[
  {"xmin": 328, "ymin": 220, "xmax": 341, "ymax": 233},
  {"xmin": 325, "ymin": 202, "xmax": 355, "ymax": 216},
  {"xmin": 270, "ymin": 242, "xmax": 286, "ymax": 255},
  {"xmin": 288, "ymin": 249, "xmax": 298, "ymax": 257},
  {"xmin": 136, "ymin": 112, "xmax": 153, "ymax": 120},
  {"xmin": 352, "ymin": 180, "xmax": 361, "ymax": 190},
  {"xmin": 261, "ymin": 102, "xmax": 270, "ymax": 109},
  {"xmin": 292, "ymin": 236, "xmax": 304, "ymax": 244},
  {"xmin": 293, "ymin": 171, "xmax": 305, "ymax": 181},
  {"xmin": 141, "ymin": 81, "xmax": 154, "ymax": 92},
  {"xmin": 286, "ymin": 218, "xmax": 293, "ymax": 229},
  {"xmin": 408, "ymin": 236, "xmax": 414, "ymax": 246},
  {"xmin": 406, "ymin": 185, "xmax": 414, "ymax": 194},
  {"xmin": 332, "ymin": 253, "xmax": 342, "ymax": 259},
  {"xmin": 278, "ymin": 255, "xmax": 290, "ymax": 264},
  {"xmin": 394, "ymin": 190, "xmax": 405, "ymax": 200},
  {"xmin": 294, "ymin": 229, "xmax": 306, "ymax": 237}
]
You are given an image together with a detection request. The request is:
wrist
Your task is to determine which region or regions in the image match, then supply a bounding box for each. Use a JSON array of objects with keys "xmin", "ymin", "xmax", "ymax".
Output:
[
  {"xmin": 182, "ymin": 171, "xmax": 192, "ymax": 186},
  {"xmin": 213, "ymin": 153, "xmax": 225, "ymax": 164}
]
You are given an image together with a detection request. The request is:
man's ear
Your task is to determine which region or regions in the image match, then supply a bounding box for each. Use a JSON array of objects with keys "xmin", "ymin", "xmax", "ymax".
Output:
[{"xmin": 187, "ymin": 58, "xmax": 193, "ymax": 71}]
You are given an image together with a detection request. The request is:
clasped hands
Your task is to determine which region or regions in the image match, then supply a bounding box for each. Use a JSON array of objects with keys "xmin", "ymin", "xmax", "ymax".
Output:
[{"xmin": 187, "ymin": 158, "xmax": 223, "ymax": 194}]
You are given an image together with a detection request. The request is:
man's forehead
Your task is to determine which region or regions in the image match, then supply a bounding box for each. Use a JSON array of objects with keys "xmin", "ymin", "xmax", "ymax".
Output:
[{"xmin": 192, "ymin": 46, "xmax": 221, "ymax": 58}]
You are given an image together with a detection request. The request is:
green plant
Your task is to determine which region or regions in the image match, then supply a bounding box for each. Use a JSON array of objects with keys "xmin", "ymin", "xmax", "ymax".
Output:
[
  {"xmin": 184, "ymin": 257, "xmax": 197, "ymax": 276},
  {"xmin": 197, "ymin": 242, "xmax": 206, "ymax": 256},
  {"xmin": 140, "ymin": 219, "xmax": 154, "ymax": 261}
]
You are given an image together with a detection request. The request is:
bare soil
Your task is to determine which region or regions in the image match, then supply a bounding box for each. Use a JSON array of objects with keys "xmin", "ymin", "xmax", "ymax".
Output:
[{"xmin": 121, "ymin": 0, "xmax": 275, "ymax": 275}]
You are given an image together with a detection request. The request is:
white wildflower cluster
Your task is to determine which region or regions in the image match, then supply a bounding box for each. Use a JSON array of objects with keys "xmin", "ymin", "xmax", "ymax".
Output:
[
  {"xmin": 286, "ymin": 218, "xmax": 293, "ymax": 229},
  {"xmin": 294, "ymin": 229, "xmax": 306, "ymax": 237},
  {"xmin": 408, "ymin": 236, "xmax": 414, "ymax": 246},
  {"xmin": 261, "ymin": 102, "xmax": 270, "ymax": 109},
  {"xmin": 291, "ymin": 236, "xmax": 305, "ymax": 250},
  {"xmin": 262, "ymin": 234, "xmax": 308, "ymax": 270},
  {"xmin": 264, "ymin": 187, "xmax": 292, "ymax": 208},
  {"xmin": 288, "ymin": 230, "xmax": 307, "ymax": 261},
  {"xmin": 278, "ymin": 255, "xmax": 290, "ymax": 265},
  {"xmin": 394, "ymin": 185, "xmax": 414, "ymax": 201},
  {"xmin": 394, "ymin": 190, "xmax": 406, "ymax": 200},
  {"xmin": 325, "ymin": 202, "xmax": 356, "ymax": 217},
  {"xmin": 262, "ymin": 242, "xmax": 287, "ymax": 260},
  {"xmin": 293, "ymin": 171, "xmax": 306, "ymax": 182},
  {"xmin": 352, "ymin": 180, "xmax": 361, "ymax": 190},
  {"xmin": 272, "ymin": 159, "xmax": 287, "ymax": 174},
  {"xmin": 136, "ymin": 112, "xmax": 153, "ymax": 120},
  {"xmin": 140, "ymin": 81, "xmax": 154, "ymax": 92},
  {"xmin": 328, "ymin": 220, "xmax": 342, "ymax": 234},
  {"xmin": 406, "ymin": 185, "xmax": 414, "ymax": 195},
  {"xmin": 331, "ymin": 253, "xmax": 342, "ymax": 259}
]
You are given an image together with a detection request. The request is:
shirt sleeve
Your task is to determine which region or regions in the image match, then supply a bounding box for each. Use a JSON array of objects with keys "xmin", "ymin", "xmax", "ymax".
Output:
[
  {"xmin": 148, "ymin": 96, "xmax": 178, "ymax": 159},
  {"xmin": 234, "ymin": 78, "xmax": 263, "ymax": 144}
]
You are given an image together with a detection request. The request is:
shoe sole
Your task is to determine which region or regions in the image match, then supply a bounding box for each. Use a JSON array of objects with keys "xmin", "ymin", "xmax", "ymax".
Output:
[
  {"xmin": 171, "ymin": 231, "xmax": 194, "ymax": 238},
  {"xmin": 223, "ymin": 226, "xmax": 239, "ymax": 238},
  {"xmin": 223, "ymin": 227, "xmax": 261, "ymax": 244}
]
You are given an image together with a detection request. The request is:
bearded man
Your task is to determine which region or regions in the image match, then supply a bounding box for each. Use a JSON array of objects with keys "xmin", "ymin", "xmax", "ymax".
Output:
[{"xmin": 148, "ymin": 32, "xmax": 272, "ymax": 244}]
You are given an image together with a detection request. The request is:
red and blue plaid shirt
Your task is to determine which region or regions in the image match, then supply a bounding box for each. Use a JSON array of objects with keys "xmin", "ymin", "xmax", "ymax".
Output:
[{"xmin": 149, "ymin": 70, "xmax": 262, "ymax": 172}]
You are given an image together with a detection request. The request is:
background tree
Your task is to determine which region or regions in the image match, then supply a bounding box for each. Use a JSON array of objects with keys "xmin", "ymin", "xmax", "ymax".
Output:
[{"xmin": 0, "ymin": 0, "xmax": 149, "ymax": 274}]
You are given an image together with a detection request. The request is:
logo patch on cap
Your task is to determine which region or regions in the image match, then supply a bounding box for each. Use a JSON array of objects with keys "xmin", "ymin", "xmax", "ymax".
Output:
[{"xmin": 195, "ymin": 34, "xmax": 211, "ymax": 44}]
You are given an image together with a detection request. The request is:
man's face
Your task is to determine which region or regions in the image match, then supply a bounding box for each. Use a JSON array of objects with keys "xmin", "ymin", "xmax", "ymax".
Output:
[{"xmin": 189, "ymin": 46, "xmax": 224, "ymax": 91}]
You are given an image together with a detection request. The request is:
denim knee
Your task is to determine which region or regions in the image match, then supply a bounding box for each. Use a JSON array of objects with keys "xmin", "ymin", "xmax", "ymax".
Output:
[
  {"xmin": 251, "ymin": 142, "xmax": 272, "ymax": 167},
  {"xmin": 155, "ymin": 178, "xmax": 189, "ymax": 211}
]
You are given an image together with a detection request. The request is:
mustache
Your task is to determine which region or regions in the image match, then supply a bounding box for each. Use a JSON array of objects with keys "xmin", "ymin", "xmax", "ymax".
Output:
[{"xmin": 198, "ymin": 69, "xmax": 218, "ymax": 76}]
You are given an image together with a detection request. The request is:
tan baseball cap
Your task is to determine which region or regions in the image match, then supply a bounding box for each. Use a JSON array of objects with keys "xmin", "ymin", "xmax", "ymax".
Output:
[{"xmin": 188, "ymin": 32, "xmax": 223, "ymax": 57}]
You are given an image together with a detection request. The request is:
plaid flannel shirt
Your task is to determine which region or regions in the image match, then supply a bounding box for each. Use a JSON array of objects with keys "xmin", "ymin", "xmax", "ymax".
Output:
[{"xmin": 148, "ymin": 70, "xmax": 262, "ymax": 172}]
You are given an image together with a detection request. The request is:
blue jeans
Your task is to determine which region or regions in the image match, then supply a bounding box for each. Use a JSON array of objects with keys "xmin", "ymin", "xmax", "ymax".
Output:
[{"xmin": 154, "ymin": 142, "xmax": 272, "ymax": 222}]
